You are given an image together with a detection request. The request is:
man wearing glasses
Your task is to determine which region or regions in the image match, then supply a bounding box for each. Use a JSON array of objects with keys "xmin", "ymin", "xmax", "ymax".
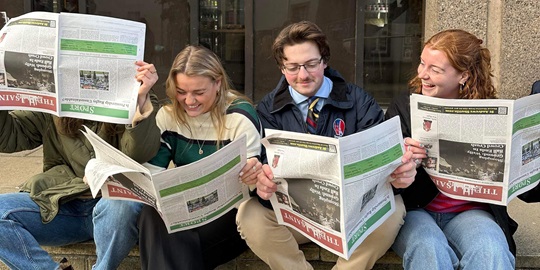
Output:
[{"xmin": 236, "ymin": 21, "xmax": 417, "ymax": 269}]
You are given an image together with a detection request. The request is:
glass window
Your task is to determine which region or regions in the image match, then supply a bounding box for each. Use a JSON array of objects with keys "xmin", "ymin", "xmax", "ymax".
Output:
[
  {"xmin": 62, "ymin": 0, "xmax": 80, "ymax": 12},
  {"xmin": 82, "ymin": 0, "xmax": 191, "ymax": 103},
  {"xmin": 199, "ymin": 0, "xmax": 245, "ymax": 91},
  {"xmin": 362, "ymin": 0, "xmax": 423, "ymax": 105},
  {"xmin": 252, "ymin": 0, "xmax": 422, "ymax": 106},
  {"xmin": 5, "ymin": 0, "xmax": 422, "ymax": 106},
  {"xmin": 3, "ymin": 0, "xmax": 190, "ymax": 103},
  {"xmin": 33, "ymin": 0, "xmax": 55, "ymax": 12},
  {"xmin": 253, "ymin": 0, "xmax": 358, "ymax": 102}
]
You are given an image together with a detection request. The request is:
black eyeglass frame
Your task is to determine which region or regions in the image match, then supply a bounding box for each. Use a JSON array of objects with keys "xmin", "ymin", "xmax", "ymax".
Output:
[{"xmin": 281, "ymin": 57, "xmax": 324, "ymax": 75}]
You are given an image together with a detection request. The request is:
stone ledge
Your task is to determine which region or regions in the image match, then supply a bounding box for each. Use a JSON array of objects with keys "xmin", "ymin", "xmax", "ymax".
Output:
[
  {"xmin": 0, "ymin": 242, "xmax": 399, "ymax": 270},
  {"xmin": 1, "ymin": 242, "xmax": 538, "ymax": 270}
]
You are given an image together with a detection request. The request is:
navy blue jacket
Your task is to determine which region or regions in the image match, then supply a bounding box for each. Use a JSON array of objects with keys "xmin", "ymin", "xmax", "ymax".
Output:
[
  {"xmin": 255, "ymin": 67, "xmax": 384, "ymax": 208},
  {"xmin": 385, "ymin": 91, "xmax": 518, "ymax": 255}
]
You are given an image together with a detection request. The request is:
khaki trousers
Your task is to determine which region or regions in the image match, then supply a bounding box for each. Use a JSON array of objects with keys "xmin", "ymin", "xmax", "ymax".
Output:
[{"xmin": 236, "ymin": 195, "xmax": 405, "ymax": 270}]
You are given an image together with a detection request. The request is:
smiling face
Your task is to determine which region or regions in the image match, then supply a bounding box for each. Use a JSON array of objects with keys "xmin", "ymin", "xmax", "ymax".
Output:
[
  {"xmin": 417, "ymin": 45, "xmax": 469, "ymax": 99},
  {"xmin": 281, "ymin": 41, "xmax": 327, "ymax": 97},
  {"xmin": 175, "ymin": 74, "xmax": 220, "ymax": 117}
]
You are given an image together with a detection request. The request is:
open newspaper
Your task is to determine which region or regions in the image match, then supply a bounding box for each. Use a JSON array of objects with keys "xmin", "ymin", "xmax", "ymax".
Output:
[
  {"xmin": 261, "ymin": 116, "xmax": 404, "ymax": 259},
  {"xmin": 0, "ymin": 11, "xmax": 146, "ymax": 124},
  {"xmin": 81, "ymin": 127, "xmax": 249, "ymax": 233},
  {"xmin": 410, "ymin": 93, "xmax": 540, "ymax": 205}
]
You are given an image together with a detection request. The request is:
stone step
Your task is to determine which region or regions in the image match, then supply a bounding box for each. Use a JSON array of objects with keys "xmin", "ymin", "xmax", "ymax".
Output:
[
  {"xmin": 0, "ymin": 242, "xmax": 401, "ymax": 270},
  {"xmin": 1, "ymin": 242, "xmax": 538, "ymax": 270}
]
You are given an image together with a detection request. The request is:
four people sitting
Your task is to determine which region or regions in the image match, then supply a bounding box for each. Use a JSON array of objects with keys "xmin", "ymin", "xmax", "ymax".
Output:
[{"xmin": 0, "ymin": 19, "xmax": 537, "ymax": 270}]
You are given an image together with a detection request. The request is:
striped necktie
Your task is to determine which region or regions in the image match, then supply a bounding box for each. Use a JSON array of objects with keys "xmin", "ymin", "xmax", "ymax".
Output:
[{"xmin": 306, "ymin": 96, "xmax": 320, "ymax": 134}]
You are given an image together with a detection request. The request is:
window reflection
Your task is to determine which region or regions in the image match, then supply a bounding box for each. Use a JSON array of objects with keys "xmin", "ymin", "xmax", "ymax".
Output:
[
  {"xmin": 62, "ymin": 0, "xmax": 79, "ymax": 12},
  {"xmin": 13, "ymin": 0, "xmax": 422, "ymax": 106},
  {"xmin": 363, "ymin": 0, "xmax": 423, "ymax": 105},
  {"xmin": 199, "ymin": 0, "xmax": 246, "ymax": 92},
  {"xmin": 33, "ymin": 0, "xmax": 54, "ymax": 11},
  {"xmin": 84, "ymin": 0, "xmax": 191, "ymax": 102}
]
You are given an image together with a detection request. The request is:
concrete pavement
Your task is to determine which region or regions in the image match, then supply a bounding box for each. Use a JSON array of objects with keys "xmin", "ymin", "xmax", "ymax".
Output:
[
  {"xmin": 0, "ymin": 147, "xmax": 539, "ymax": 269},
  {"xmin": 0, "ymin": 146, "xmax": 43, "ymax": 194}
]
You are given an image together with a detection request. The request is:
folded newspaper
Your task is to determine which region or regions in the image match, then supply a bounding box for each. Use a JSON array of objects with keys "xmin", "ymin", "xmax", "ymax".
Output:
[
  {"xmin": 411, "ymin": 93, "xmax": 540, "ymax": 205},
  {"xmin": 261, "ymin": 116, "xmax": 405, "ymax": 259},
  {"xmin": 81, "ymin": 126, "xmax": 249, "ymax": 233},
  {"xmin": 0, "ymin": 12, "xmax": 146, "ymax": 124}
]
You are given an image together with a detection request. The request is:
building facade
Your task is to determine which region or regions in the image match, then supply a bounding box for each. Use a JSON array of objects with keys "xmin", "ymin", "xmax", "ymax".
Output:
[{"xmin": 1, "ymin": 0, "xmax": 538, "ymax": 104}]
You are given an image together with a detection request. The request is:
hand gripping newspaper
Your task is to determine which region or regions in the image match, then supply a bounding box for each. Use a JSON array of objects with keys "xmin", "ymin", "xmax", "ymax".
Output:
[
  {"xmin": 410, "ymin": 93, "xmax": 540, "ymax": 205},
  {"xmin": 0, "ymin": 12, "xmax": 146, "ymax": 124},
  {"xmin": 261, "ymin": 116, "xmax": 405, "ymax": 259},
  {"xmin": 81, "ymin": 126, "xmax": 249, "ymax": 233}
]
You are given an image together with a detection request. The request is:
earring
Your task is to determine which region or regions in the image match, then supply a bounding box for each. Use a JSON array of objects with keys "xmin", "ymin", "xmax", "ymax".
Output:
[{"xmin": 459, "ymin": 83, "xmax": 465, "ymax": 95}]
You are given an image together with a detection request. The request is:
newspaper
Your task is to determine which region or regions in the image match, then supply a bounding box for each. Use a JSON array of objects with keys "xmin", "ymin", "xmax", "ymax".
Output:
[
  {"xmin": 81, "ymin": 126, "xmax": 249, "ymax": 233},
  {"xmin": 261, "ymin": 116, "xmax": 404, "ymax": 259},
  {"xmin": 0, "ymin": 11, "xmax": 146, "ymax": 124},
  {"xmin": 410, "ymin": 93, "xmax": 540, "ymax": 205}
]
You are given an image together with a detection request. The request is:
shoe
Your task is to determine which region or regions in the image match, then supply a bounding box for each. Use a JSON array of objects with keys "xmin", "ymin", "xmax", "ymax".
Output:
[{"xmin": 59, "ymin": 257, "xmax": 74, "ymax": 270}]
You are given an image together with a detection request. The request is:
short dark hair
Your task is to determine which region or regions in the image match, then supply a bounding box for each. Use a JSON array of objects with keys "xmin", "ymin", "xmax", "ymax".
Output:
[{"xmin": 272, "ymin": 21, "xmax": 330, "ymax": 68}]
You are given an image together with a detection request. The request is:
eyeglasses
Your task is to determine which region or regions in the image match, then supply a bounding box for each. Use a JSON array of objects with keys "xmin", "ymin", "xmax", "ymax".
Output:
[{"xmin": 282, "ymin": 57, "xmax": 323, "ymax": 75}]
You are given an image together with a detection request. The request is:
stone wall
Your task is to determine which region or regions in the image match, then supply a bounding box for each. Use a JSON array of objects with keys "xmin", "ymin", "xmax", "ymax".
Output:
[{"xmin": 424, "ymin": 0, "xmax": 540, "ymax": 99}]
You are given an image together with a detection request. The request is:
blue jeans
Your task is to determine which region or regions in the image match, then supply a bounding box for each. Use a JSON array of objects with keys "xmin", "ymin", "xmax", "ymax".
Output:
[
  {"xmin": 392, "ymin": 208, "xmax": 515, "ymax": 270},
  {"xmin": 0, "ymin": 192, "xmax": 96, "ymax": 270},
  {"xmin": 0, "ymin": 193, "xmax": 142, "ymax": 270},
  {"xmin": 92, "ymin": 199, "xmax": 143, "ymax": 270}
]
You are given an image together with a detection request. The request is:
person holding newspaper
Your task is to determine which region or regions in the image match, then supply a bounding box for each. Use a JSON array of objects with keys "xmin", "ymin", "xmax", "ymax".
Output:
[
  {"xmin": 385, "ymin": 29, "xmax": 516, "ymax": 269},
  {"xmin": 136, "ymin": 45, "xmax": 262, "ymax": 269},
  {"xmin": 235, "ymin": 21, "xmax": 417, "ymax": 270},
  {"xmin": 0, "ymin": 60, "xmax": 161, "ymax": 270},
  {"xmin": 520, "ymin": 185, "xmax": 540, "ymax": 202}
]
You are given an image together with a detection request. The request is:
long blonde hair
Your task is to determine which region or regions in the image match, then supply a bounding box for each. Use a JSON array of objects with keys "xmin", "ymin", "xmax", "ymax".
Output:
[
  {"xmin": 164, "ymin": 45, "xmax": 251, "ymax": 148},
  {"xmin": 410, "ymin": 29, "xmax": 497, "ymax": 99}
]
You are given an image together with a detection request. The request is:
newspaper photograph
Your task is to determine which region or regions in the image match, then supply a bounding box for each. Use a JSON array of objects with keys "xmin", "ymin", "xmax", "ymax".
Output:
[
  {"xmin": 410, "ymin": 93, "xmax": 540, "ymax": 205},
  {"xmin": 82, "ymin": 127, "xmax": 249, "ymax": 233},
  {"xmin": 0, "ymin": 11, "xmax": 146, "ymax": 124},
  {"xmin": 262, "ymin": 116, "xmax": 405, "ymax": 259}
]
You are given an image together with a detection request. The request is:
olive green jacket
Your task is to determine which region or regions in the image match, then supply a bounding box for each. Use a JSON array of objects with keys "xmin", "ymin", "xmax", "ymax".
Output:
[{"xmin": 0, "ymin": 95, "xmax": 161, "ymax": 223}]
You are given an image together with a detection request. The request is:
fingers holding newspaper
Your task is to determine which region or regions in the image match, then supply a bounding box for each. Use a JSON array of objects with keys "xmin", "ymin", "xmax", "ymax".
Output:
[
  {"xmin": 239, "ymin": 157, "xmax": 262, "ymax": 186},
  {"xmin": 135, "ymin": 61, "xmax": 159, "ymax": 106},
  {"xmin": 404, "ymin": 137, "xmax": 428, "ymax": 168},
  {"xmin": 256, "ymin": 164, "xmax": 278, "ymax": 200},
  {"xmin": 135, "ymin": 61, "xmax": 158, "ymax": 89},
  {"xmin": 389, "ymin": 150, "xmax": 417, "ymax": 189}
]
